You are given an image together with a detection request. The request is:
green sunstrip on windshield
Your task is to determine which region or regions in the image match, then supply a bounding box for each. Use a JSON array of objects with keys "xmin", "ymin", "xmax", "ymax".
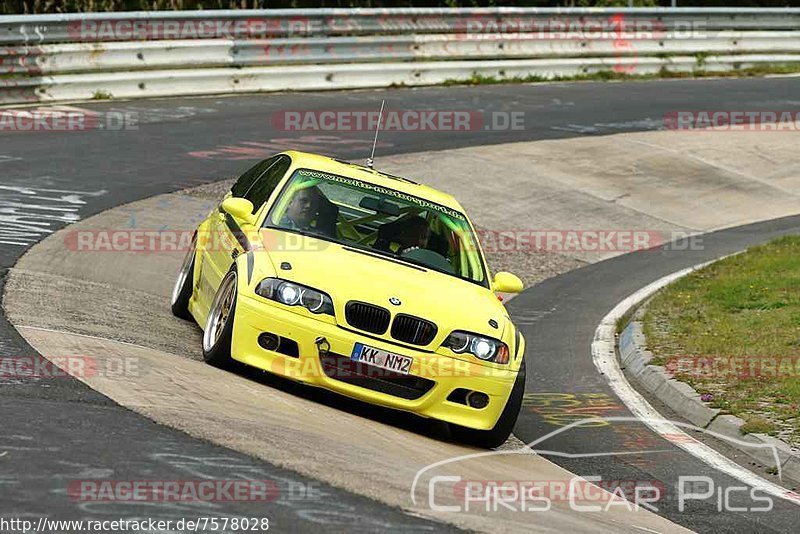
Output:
[
  {"xmin": 439, "ymin": 214, "xmax": 483, "ymax": 280},
  {"xmin": 298, "ymin": 169, "xmax": 466, "ymax": 221}
]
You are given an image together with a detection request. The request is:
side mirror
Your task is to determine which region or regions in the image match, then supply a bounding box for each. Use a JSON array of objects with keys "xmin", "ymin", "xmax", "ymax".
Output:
[
  {"xmin": 493, "ymin": 272, "xmax": 523, "ymax": 294},
  {"xmin": 221, "ymin": 197, "xmax": 256, "ymax": 226}
]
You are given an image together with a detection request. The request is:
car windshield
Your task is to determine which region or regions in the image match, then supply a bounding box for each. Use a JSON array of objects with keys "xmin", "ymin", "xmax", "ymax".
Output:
[{"xmin": 264, "ymin": 168, "xmax": 488, "ymax": 286}]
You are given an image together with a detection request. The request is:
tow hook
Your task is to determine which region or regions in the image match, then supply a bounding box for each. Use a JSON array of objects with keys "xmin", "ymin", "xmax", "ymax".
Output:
[{"xmin": 314, "ymin": 336, "xmax": 331, "ymax": 356}]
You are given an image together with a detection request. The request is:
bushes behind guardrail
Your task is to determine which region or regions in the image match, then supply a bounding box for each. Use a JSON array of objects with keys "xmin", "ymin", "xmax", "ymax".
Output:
[{"xmin": 4, "ymin": 0, "xmax": 795, "ymax": 17}]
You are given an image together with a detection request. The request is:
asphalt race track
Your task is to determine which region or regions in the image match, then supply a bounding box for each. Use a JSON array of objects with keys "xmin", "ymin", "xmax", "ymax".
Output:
[
  {"xmin": 509, "ymin": 215, "xmax": 800, "ymax": 533},
  {"xmin": 2, "ymin": 77, "xmax": 800, "ymax": 532}
]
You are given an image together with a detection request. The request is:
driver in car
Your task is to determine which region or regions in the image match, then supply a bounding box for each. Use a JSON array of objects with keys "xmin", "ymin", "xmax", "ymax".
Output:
[
  {"xmin": 389, "ymin": 216, "xmax": 454, "ymax": 273},
  {"xmin": 374, "ymin": 215, "xmax": 430, "ymax": 254},
  {"xmin": 280, "ymin": 186, "xmax": 336, "ymax": 237},
  {"xmin": 394, "ymin": 216, "xmax": 431, "ymax": 254}
]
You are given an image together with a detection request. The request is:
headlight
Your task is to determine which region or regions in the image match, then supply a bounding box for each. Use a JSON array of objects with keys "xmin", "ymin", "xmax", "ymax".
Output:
[
  {"xmin": 278, "ymin": 283, "xmax": 301, "ymax": 306},
  {"xmin": 255, "ymin": 278, "xmax": 334, "ymax": 315},
  {"xmin": 443, "ymin": 331, "xmax": 509, "ymax": 364}
]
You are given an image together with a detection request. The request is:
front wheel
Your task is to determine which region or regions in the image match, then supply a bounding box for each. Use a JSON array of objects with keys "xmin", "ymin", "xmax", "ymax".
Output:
[
  {"xmin": 202, "ymin": 269, "xmax": 238, "ymax": 369},
  {"xmin": 450, "ymin": 359, "xmax": 526, "ymax": 449},
  {"xmin": 171, "ymin": 237, "xmax": 196, "ymax": 320}
]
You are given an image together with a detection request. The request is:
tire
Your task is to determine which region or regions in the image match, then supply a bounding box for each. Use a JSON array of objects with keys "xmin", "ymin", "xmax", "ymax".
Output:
[
  {"xmin": 450, "ymin": 359, "xmax": 526, "ymax": 449},
  {"xmin": 170, "ymin": 239, "xmax": 196, "ymax": 320},
  {"xmin": 202, "ymin": 269, "xmax": 238, "ymax": 370}
]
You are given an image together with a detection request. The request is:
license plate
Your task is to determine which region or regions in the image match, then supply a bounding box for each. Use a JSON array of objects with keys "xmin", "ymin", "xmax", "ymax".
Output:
[{"xmin": 351, "ymin": 343, "xmax": 413, "ymax": 375}]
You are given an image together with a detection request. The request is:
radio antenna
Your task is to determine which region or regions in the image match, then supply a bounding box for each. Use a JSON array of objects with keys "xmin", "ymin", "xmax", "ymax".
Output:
[{"xmin": 366, "ymin": 99, "xmax": 385, "ymax": 169}]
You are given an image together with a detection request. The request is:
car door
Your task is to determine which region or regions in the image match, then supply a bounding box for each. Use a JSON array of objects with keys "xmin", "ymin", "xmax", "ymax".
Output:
[{"xmin": 196, "ymin": 156, "xmax": 281, "ymax": 313}]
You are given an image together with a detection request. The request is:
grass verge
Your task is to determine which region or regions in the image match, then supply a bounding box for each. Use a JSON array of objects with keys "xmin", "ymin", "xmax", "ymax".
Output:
[
  {"xmin": 442, "ymin": 64, "xmax": 800, "ymax": 87},
  {"xmin": 643, "ymin": 235, "xmax": 800, "ymax": 445}
]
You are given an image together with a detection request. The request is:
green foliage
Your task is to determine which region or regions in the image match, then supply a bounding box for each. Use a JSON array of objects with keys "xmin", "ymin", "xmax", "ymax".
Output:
[
  {"xmin": 695, "ymin": 51, "xmax": 709, "ymax": 66},
  {"xmin": 440, "ymin": 64, "xmax": 800, "ymax": 87},
  {"xmin": 3, "ymin": 1, "xmax": 799, "ymax": 15},
  {"xmin": 740, "ymin": 417, "xmax": 776, "ymax": 436},
  {"xmin": 575, "ymin": 0, "xmax": 657, "ymax": 6},
  {"xmin": 644, "ymin": 235, "xmax": 800, "ymax": 445}
]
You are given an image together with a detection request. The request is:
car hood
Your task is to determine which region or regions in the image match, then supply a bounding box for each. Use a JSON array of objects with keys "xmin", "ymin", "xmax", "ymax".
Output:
[{"xmin": 258, "ymin": 230, "xmax": 508, "ymax": 342}]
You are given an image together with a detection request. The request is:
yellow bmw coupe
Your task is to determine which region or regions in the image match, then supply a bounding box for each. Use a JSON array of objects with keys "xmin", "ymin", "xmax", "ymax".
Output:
[{"xmin": 171, "ymin": 151, "xmax": 526, "ymax": 448}]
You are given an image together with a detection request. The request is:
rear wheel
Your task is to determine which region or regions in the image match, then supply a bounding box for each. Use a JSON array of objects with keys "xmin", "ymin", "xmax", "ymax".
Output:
[
  {"xmin": 170, "ymin": 238, "xmax": 196, "ymax": 320},
  {"xmin": 450, "ymin": 359, "xmax": 526, "ymax": 449},
  {"xmin": 202, "ymin": 269, "xmax": 238, "ymax": 369}
]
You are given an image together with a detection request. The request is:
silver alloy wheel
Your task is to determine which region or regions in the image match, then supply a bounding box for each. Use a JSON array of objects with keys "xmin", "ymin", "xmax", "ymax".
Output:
[
  {"xmin": 203, "ymin": 271, "xmax": 237, "ymax": 352},
  {"xmin": 171, "ymin": 241, "xmax": 195, "ymax": 306}
]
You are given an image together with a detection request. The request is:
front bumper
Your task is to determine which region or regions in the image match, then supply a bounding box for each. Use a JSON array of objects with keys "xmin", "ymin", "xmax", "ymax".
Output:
[{"xmin": 231, "ymin": 294, "xmax": 518, "ymax": 430}]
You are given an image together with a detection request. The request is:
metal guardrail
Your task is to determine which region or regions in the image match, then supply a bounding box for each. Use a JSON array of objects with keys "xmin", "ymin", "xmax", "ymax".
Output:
[
  {"xmin": 9, "ymin": 55, "xmax": 797, "ymax": 103},
  {"xmin": 4, "ymin": 32, "xmax": 800, "ymax": 76},
  {"xmin": 1, "ymin": 8, "xmax": 799, "ymax": 105}
]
